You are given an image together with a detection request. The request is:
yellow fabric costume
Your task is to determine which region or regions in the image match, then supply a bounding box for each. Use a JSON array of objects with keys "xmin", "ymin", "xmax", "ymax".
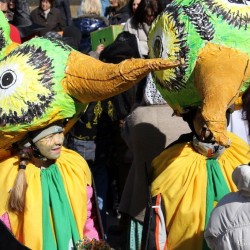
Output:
[
  {"xmin": 0, "ymin": 147, "xmax": 91, "ymax": 250},
  {"xmin": 151, "ymin": 132, "xmax": 250, "ymax": 250}
]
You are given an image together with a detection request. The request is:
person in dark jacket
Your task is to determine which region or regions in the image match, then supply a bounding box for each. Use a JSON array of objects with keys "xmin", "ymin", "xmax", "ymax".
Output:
[
  {"xmin": 107, "ymin": 0, "xmax": 131, "ymax": 25},
  {"xmin": 66, "ymin": 32, "xmax": 142, "ymax": 237},
  {"xmin": 8, "ymin": 0, "xmax": 31, "ymax": 27},
  {"xmin": 30, "ymin": 0, "xmax": 66, "ymax": 36},
  {"xmin": 54, "ymin": 0, "xmax": 72, "ymax": 26}
]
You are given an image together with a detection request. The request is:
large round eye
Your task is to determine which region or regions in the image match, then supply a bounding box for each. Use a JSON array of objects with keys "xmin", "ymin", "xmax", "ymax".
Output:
[
  {"xmin": 0, "ymin": 70, "xmax": 17, "ymax": 89},
  {"xmin": 153, "ymin": 36, "xmax": 163, "ymax": 58}
]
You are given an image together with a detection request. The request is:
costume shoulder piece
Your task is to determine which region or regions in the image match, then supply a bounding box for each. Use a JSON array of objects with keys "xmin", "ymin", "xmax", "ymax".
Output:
[{"xmin": 57, "ymin": 147, "xmax": 92, "ymax": 185}]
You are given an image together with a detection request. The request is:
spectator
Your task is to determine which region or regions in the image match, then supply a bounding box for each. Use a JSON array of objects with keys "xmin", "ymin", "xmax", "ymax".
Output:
[
  {"xmin": 17, "ymin": 22, "xmax": 46, "ymax": 42},
  {"xmin": 204, "ymin": 164, "xmax": 250, "ymax": 250},
  {"xmin": 129, "ymin": 0, "xmax": 141, "ymax": 13},
  {"xmin": 7, "ymin": 0, "xmax": 14, "ymax": 12},
  {"xmin": 204, "ymin": 87, "xmax": 250, "ymax": 250},
  {"xmin": 9, "ymin": 0, "xmax": 31, "ymax": 27},
  {"xmin": 6, "ymin": 0, "xmax": 45, "ymax": 42},
  {"xmin": 124, "ymin": 0, "xmax": 163, "ymax": 58},
  {"xmin": 74, "ymin": 0, "xmax": 108, "ymax": 53},
  {"xmin": 119, "ymin": 73, "xmax": 190, "ymax": 249},
  {"xmin": 54, "ymin": 0, "xmax": 72, "ymax": 26},
  {"xmin": 107, "ymin": 0, "xmax": 131, "ymax": 25},
  {"xmin": 0, "ymin": 0, "xmax": 21, "ymax": 43},
  {"xmin": 89, "ymin": 0, "xmax": 111, "ymax": 17},
  {"xmin": 30, "ymin": 0, "xmax": 66, "ymax": 36},
  {"xmin": 66, "ymin": 31, "xmax": 142, "ymax": 239},
  {"xmin": 62, "ymin": 25, "xmax": 82, "ymax": 50},
  {"xmin": 43, "ymin": 25, "xmax": 82, "ymax": 51},
  {"xmin": 77, "ymin": 0, "xmax": 109, "ymax": 17},
  {"xmin": 0, "ymin": 0, "xmax": 13, "ymax": 20},
  {"xmin": 227, "ymin": 107, "xmax": 250, "ymax": 144}
]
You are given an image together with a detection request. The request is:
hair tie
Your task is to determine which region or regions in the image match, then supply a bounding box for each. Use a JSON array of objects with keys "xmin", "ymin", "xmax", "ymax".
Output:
[{"xmin": 19, "ymin": 164, "xmax": 26, "ymax": 170}]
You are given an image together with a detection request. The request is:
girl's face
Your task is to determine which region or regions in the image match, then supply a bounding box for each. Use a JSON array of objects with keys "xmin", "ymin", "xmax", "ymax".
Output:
[
  {"xmin": 35, "ymin": 132, "xmax": 64, "ymax": 160},
  {"xmin": 8, "ymin": 0, "xmax": 15, "ymax": 10},
  {"xmin": 132, "ymin": 0, "xmax": 141, "ymax": 13},
  {"xmin": 145, "ymin": 8, "xmax": 155, "ymax": 25},
  {"xmin": 41, "ymin": 0, "xmax": 51, "ymax": 11},
  {"xmin": 110, "ymin": 0, "xmax": 119, "ymax": 8}
]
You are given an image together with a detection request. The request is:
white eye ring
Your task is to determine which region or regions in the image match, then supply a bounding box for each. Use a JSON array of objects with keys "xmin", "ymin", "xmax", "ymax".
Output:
[{"xmin": 0, "ymin": 70, "xmax": 17, "ymax": 89}]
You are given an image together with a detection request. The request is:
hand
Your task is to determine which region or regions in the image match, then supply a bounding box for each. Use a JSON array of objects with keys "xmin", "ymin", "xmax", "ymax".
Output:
[{"xmin": 96, "ymin": 44, "xmax": 105, "ymax": 54}]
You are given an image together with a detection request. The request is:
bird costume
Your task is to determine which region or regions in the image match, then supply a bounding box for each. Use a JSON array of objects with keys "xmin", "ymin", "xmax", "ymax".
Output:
[
  {"xmin": 148, "ymin": 0, "xmax": 250, "ymax": 146},
  {"xmin": 142, "ymin": 0, "xmax": 250, "ymax": 249},
  {"xmin": 0, "ymin": 10, "xmax": 179, "ymax": 156},
  {"xmin": 0, "ymin": 10, "xmax": 180, "ymax": 249},
  {"xmin": 149, "ymin": 132, "xmax": 250, "ymax": 250},
  {"xmin": 0, "ymin": 148, "xmax": 91, "ymax": 250}
]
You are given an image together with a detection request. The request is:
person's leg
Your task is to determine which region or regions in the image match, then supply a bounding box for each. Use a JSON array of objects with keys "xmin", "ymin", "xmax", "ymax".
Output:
[{"xmin": 90, "ymin": 162, "xmax": 108, "ymax": 233}]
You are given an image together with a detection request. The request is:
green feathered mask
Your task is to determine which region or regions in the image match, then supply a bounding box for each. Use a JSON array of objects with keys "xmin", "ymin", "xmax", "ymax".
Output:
[
  {"xmin": 149, "ymin": 0, "xmax": 250, "ymax": 146},
  {"xmin": 0, "ymin": 11, "xmax": 180, "ymax": 155}
]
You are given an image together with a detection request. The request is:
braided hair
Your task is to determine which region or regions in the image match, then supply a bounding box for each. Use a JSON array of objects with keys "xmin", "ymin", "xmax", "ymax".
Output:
[{"xmin": 8, "ymin": 148, "xmax": 32, "ymax": 212}]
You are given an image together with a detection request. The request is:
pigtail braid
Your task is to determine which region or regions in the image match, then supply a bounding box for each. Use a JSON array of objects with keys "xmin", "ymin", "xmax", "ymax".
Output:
[{"xmin": 8, "ymin": 149, "xmax": 32, "ymax": 213}]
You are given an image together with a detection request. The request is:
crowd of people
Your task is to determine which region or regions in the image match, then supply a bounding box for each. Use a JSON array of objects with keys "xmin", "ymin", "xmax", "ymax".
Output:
[{"xmin": 0, "ymin": 0, "xmax": 250, "ymax": 250}]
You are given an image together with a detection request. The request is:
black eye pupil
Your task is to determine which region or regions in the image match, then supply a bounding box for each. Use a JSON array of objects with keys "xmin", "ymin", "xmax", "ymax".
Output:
[
  {"xmin": 0, "ymin": 70, "xmax": 17, "ymax": 89},
  {"xmin": 2, "ymin": 73, "xmax": 14, "ymax": 87},
  {"xmin": 153, "ymin": 37, "xmax": 163, "ymax": 58}
]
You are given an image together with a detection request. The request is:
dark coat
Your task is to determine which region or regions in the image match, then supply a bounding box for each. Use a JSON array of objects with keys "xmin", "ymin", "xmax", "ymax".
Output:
[
  {"xmin": 107, "ymin": 4, "xmax": 131, "ymax": 25},
  {"xmin": 10, "ymin": 0, "xmax": 32, "ymax": 27},
  {"xmin": 73, "ymin": 15, "xmax": 108, "ymax": 53},
  {"xmin": 30, "ymin": 7, "xmax": 66, "ymax": 36},
  {"xmin": 54, "ymin": 0, "xmax": 72, "ymax": 26}
]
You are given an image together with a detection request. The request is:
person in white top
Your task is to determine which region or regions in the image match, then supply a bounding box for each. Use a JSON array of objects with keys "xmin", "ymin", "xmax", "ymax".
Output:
[
  {"xmin": 124, "ymin": 0, "xmax": 163, "ymax": 58},
  {"xmin": 131, "ymin": 0, "xmax": 141, "ymax": 13},
  {"xmin": 205, "ymin": 87, "xmax": 250, "ymax": 250}
]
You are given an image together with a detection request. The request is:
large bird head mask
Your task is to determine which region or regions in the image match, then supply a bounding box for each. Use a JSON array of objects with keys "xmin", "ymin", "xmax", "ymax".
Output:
[
  {"xmin": 0, "ymin": 11, "xmax": 180, "ymax": 156},
  {"xmin": 148, "ymin": 0, "xmax": 250, "ymax": 146}
]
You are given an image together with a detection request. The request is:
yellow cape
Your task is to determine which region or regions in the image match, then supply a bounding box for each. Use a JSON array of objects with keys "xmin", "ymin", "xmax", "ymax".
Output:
[
  {"xmin": 0, "ymin": 147, "xmax": 91, "ymax": 250},
  {"xmin": 151, "ymin": 132, "xmax": 250, "ymax": 250}
]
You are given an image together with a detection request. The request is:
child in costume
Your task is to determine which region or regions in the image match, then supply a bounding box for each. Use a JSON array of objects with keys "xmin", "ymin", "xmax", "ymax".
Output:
[
  {"xmin": 0, "ymin": 8, "xmax": 180, "ymax": 249},
  {"xmin": 140, "ymin": 0, "xmax": 250, "ymax": 248},
  {"xmin": 0, "ymin": 121, "xmax": 105, "ymax": 250}
]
